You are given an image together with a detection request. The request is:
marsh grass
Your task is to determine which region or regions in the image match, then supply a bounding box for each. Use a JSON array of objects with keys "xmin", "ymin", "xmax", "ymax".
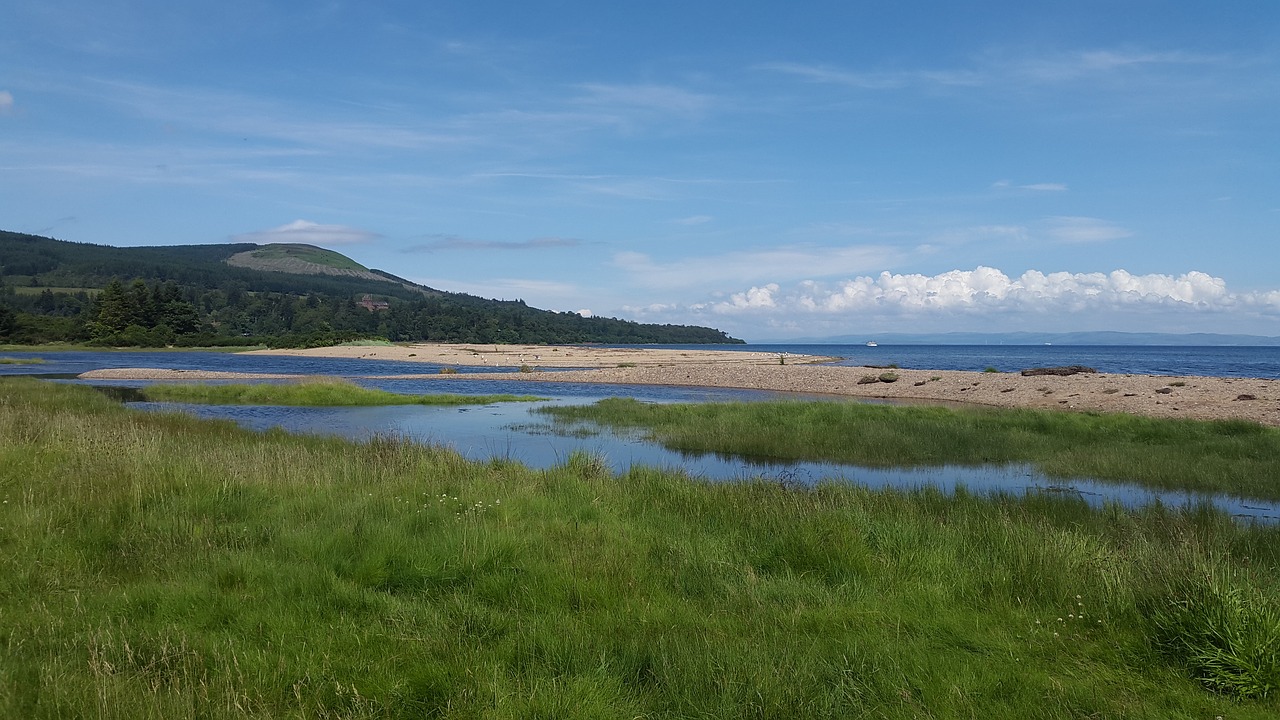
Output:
[
  {"xmin": 139, "ymin": 377, "xmax": 545, "ymax": 406},
  {"xmin": 538, "ymin": 398, "xmax": 1280, "ymax": 500},
  {"xmin": 2, "ymin": 378, "xmax": 1278, "ymax": 718},
  {"xmin": 1146, "ymin": 567, "xmax": 1280, "ymax": 698},
  {"xmin": 0, "ymin": 357, "xmax": 46, "ymax": 365}
]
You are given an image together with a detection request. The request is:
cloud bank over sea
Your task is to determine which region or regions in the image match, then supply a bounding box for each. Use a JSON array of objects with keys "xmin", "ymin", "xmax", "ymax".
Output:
[{"xmin": 624, "ymin": 266, "xmax": 1280, "ymax": 338}]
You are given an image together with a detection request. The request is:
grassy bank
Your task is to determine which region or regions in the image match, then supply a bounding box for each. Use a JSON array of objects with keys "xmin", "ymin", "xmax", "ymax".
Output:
[
  {"xmin": 539, "ymin": 397, "xmax": 1280, "ymax": 501},
  {"xmin": 140, "ymin": 378, "xmax": 544, "ymax": 406},
  {"xmin": 0, "ymin": 356, "xmax": 46, "ymax": 365},
  {"xmin": 2, "ymin": 378, "xmax": 1278, "ymax": 718}
]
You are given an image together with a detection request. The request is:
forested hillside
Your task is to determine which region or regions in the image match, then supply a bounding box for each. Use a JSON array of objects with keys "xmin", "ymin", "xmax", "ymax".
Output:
[{"xmin": 0, "ymin": 231, "xmax": 741, "ymax": 346}]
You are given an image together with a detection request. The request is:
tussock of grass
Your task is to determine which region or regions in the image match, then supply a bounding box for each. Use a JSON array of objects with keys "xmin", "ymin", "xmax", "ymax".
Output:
[
  {"xmin": 0, "ymin": 357, "xmax": 46, "ymax": 365},
  {"xmin": 539, "ymin": 398, "xmax": 1280, "ymax": 500},
  {"xmin": 139, "ymin": 377, "xmax": 545, "ymax": 406},
  {"xmin": 1, "ymin": 378, "xmax": 1278, "ymax": 718}
]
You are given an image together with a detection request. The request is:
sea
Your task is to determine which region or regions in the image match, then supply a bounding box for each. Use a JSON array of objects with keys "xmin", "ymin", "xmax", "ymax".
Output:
[
  {"xmin": 667, "ymin": 343, "xmax": 1280, "ymax": 379},
  {"xmin": 2, "ymin": 343, "xmax": 1279, "ymax": 379}
]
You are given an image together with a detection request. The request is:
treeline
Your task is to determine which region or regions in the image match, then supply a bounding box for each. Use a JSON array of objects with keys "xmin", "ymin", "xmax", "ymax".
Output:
[
  {"xmin": 0, "ymin": 280, "xmax": 737, "ymax": 346},
  {"xmin": 0, "ymin": 232, "xmax": 741, "ymax": 346}
]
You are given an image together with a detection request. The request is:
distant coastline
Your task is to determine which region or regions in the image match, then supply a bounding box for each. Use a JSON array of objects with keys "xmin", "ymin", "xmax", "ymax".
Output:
[{"xmin": 759, "ymin": 331, "xmax": 1280, "ymax": 346}]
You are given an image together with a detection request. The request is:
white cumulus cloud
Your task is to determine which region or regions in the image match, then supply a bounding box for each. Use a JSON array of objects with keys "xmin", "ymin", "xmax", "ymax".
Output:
[
  {"xmin": 614, "ymin": 266, "xmax": 1280, "ymax": 337},
  {"xmin": 702, "ymin": 267, "xmax": 1269, "ymax": 317},
  {"xmin": 722, "ymin": 284, "xmax": 780, "ymax": 310}
]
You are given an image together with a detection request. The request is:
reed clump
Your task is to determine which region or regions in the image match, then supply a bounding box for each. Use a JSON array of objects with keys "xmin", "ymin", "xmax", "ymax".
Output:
[
  {"xmin": 1, "ymin": 377, "xmax": 1278, "ymax": 718},
  {"xmin": 0, "ymin": 356, "xmax": 46, "ymax": 365}
]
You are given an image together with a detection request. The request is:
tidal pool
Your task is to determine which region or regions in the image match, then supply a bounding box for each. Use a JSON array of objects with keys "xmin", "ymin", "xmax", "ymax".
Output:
[{"xmin": 122, "ymin": 390, "xmax": 1280, "ymax": 523}]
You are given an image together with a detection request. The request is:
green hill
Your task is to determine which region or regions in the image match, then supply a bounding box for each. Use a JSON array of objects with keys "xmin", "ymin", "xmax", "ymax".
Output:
[{"xmin": 0, "ymin": 231, "xmax": 742, "ymax": 347}]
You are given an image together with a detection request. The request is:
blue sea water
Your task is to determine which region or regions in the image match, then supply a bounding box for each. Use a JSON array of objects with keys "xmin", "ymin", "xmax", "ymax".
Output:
[
  {"xmin": 631, "ymin": 343, "xmax": 1280, "ymax": 379},
  {"xmin": 2, "ymin": 344, "xmax": 1279, "ymax": 378}
]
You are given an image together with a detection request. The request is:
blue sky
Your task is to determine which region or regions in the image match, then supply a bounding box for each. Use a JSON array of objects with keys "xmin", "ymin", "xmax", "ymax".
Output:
[{"xmin": 3, "ymin": 1, "xmax": 1278, "ymax": 340}]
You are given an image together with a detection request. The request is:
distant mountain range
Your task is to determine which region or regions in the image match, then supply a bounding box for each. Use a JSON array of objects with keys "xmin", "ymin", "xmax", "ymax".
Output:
[{"xmin": 762, "ymin": 331, "xmax": 1280, "ymax": 346}]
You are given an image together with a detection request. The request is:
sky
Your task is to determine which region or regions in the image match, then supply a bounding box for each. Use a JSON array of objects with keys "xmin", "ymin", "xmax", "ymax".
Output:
[{"xmin": 2, "ymin": 1, "xmax": 1278, "ymax": 341}]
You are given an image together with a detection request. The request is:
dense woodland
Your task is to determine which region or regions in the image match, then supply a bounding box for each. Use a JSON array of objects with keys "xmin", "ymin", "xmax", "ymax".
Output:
[{"xmin": 0, "ymin": 231, "xmax": 741, "ymax": 347}]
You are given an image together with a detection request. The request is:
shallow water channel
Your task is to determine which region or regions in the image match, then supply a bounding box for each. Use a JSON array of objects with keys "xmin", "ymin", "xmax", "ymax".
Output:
[{"xmin": 89, "ymin": 376, "xmax": 1280, "ymax": 523}]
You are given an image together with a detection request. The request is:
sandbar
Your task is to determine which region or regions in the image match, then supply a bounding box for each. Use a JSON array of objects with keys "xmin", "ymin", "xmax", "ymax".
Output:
[
  {"xmin": 237, "ymin": 343, "xmax": 836, "ymax": 367},
  {"xmin": 78, "ymin": 343, "xmax": 1280, "ymax": 427}
]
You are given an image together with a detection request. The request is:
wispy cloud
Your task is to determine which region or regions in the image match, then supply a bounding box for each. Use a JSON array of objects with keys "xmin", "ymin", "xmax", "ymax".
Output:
[
  {"xmin": 991, "ymin": 180, "xmax": 1067, "ymax": 192},
  {"xmin": 761, "ymin": 48, "xmax": 1233, "ymax": 94},
  {"xmin": 93, "ymin": 79, "xmax": 476, "ymax": 151},
  {"xmin": 1010, "ymin": 49, "xmax": 1222, "ymax": 83},
  {"xmin": 672, "ymin": 215, "xmax": 713, "ymax": 225},
  {"xmin": 403, "ymin": 235, "xmax": 585, "ymax": 253},
  {"xmin": 231, "ymin": 220, "xmax": 380, "ymax": 246},
  {"xmin": 757, "ymin": 62, "xmax": 983, "ymax": 89},
  {"xmin": 32, "ymin": 215, "xmax": 78, "ymax": 235},
  {"xmin": 574, "ymin": 83, "xmax": 714, "ymax": 119},
  {"xmin": 410, "ymin": 276, "xmax": 583, "ymax": 304},
  {"xmin": 1043, "ymin": 216, "xmax": 1132, "ymax": 244},
  {"xmin": 0, "ymin": 90, "xmax": 14, "ymax": 114},
  {"xmin": 614, "ymin": 244, "xmax": 902, "ymax": 289}
]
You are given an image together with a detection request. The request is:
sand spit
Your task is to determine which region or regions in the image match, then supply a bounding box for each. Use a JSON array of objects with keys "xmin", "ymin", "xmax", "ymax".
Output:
[
  {"xmin": 237, "ymin": 343, "xmax": 837, "ymax": 368},
  {"xmin": 77, "ymin": 343, "xmax": 1280, "ymax": 426},
  {"xmin": 466, "ymin": 365, "xmax": 1280, "ymax": 427},
  {"xmin": 80, "ymin": 369, "xmax": 299, "ymax": 381}
]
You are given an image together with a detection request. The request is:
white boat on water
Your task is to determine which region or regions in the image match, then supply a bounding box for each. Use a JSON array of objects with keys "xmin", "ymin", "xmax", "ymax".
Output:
[{"xmin": 866, "ymin": 341, "xmax": 878, "ymax": 347}]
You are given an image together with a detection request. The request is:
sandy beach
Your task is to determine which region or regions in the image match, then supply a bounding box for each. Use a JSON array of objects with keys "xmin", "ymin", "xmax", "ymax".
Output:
[
  {"xmin": 236, "ymin": 342, "xmax": 837, "ymax": 367},
  {"xmin": 79, "ymin": 343, "xmax": 1280, "ymax": 427}
]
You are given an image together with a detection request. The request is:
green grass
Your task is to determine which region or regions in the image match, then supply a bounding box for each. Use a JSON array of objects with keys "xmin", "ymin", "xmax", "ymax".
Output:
[
  {"xmin": 1, "ymin": 378, "xmax": 1278, "ymax": 718},
  {"xmin": 140, "ymin": 377, "xmax": 545, "ymax": 406},
  {"xmin": 538, "ymin": 397, "xmax": 1280, "ymax": 501},
  {"xmin": 0, "ymin": 357, "xmax": 46, "ymax": 365}
]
